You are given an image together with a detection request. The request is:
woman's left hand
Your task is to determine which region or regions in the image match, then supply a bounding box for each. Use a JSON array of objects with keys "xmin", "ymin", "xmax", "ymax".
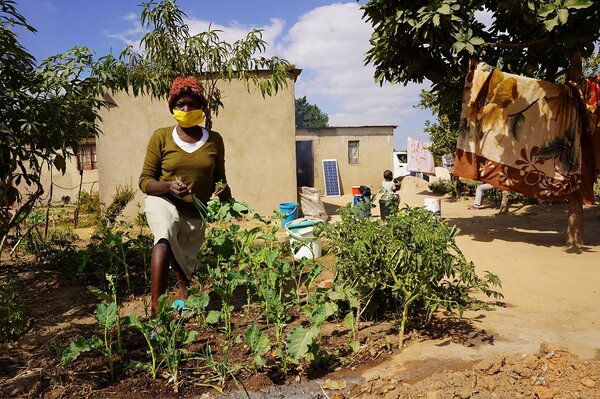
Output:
[{"xmin": 213, "ymin": 183, "xmax": 232, "ymax": 201}]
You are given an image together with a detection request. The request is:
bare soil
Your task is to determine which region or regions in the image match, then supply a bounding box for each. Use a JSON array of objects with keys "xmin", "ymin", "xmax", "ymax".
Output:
[{"xmin": 1, "ymin": 177, "xmax": 599, "ymax": 398}]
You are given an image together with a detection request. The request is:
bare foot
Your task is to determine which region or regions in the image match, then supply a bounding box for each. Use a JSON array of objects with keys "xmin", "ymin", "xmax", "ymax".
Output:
[{"xmin": 176, "ymin": 287, "xmax": 190, "ymax": 301}]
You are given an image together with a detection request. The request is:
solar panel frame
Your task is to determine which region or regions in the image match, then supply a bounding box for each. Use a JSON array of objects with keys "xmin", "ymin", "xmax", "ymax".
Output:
[{"xmin": 322, "ymin": 159, "xmax": 341, "ymax": 196}]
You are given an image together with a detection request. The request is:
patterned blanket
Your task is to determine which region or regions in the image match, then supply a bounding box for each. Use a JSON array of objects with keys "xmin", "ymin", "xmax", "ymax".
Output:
[{"xmin": 454, "ymin": 60, "xmax": 600, "ymax": 204}]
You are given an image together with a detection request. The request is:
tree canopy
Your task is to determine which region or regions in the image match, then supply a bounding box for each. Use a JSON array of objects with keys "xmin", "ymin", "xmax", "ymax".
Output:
[
  {"xmin": 0, "ymin": 0, "xmax": 291, "ymax": 245},
  {"xmin": 295, "ymin": 96, "xmax": 329, "ymax": 128},
  {"xmin": 362, "ymin": 0, "xmax": 600, "ymax": 134}
]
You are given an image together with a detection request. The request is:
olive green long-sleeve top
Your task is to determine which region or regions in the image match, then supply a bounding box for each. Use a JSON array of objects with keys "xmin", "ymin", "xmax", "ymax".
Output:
[{"xmin": 139, "ymin": 126, "xmax": 226, "ymax": 216}]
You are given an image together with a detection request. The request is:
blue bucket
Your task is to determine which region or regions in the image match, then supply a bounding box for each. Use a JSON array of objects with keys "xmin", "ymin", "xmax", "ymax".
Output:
[{"xmin": 279, "ymin": 202, "xmax": 299, "ymax": 226}]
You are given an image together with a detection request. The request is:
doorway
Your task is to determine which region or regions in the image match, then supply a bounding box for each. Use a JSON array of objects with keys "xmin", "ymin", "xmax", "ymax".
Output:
[{"xmin": 295, "ymin": 141, "xmax": 314, "ymax": 188}]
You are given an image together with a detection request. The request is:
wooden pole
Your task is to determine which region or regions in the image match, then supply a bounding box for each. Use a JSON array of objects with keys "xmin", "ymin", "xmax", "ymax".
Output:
[{"xmin": 565, "ymin": 51, "xmax": 584, "ymax": 248}]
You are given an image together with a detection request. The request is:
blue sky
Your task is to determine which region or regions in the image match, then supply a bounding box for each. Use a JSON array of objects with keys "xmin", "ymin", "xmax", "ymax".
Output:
[{"xmin": 14, "ymin": 0, "xmax": 433, "ymax": 149}]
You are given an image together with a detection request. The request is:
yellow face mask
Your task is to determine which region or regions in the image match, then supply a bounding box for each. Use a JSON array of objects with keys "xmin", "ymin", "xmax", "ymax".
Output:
[{"xmin": 173, "ymin": 109, "xmax": 205, "ymax": 128}]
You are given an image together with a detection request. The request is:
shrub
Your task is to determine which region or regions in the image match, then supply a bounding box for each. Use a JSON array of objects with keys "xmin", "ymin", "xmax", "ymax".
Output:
[
  {"xmin": 428, "ymin": 179, "xmax": 454, "ymax": 195},
  {"xmin": 323, "ymin": 205, "xmax": 502, "ymax": 347},
  {"xmin": 0, "ymin": 276, "xmax": 31, "ymax": 342}
]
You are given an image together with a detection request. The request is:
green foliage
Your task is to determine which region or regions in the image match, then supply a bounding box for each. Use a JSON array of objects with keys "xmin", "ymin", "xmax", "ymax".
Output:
[
  {"xmin": 0, "ymin": 0, "xmax": 119, "ymax": 244},
  {"xmin": 193, "ymin": 194, "xmax": 251, "ymax": 223},
  {"xmin": 101, "ymin": 184, "xmax": 136, "ymax": 229},
  {"xmin": 117, "ymin": 0, "xmax": 290, "ymax": 129},
  {"xmin": 77, "ymin": 191, "xmax": 101, "ymax": 224},
  {"xmin": 0, "ymin": 276, "xmax": 30, "ymax": 342},
  {"xmin": 61, "ymin": 275, "xmax": 122, "ymax": 380},
  {"xmin": 243, "ymin": 324, "xmax": 271, "ymax": 367},
  {"xmin": 593, "ymin": 178, "xmax": 600, "ymax": 205},
  {"xmin": 323, "ymin": 205, "xmax": 502, "ymax": 347},
  {"xmin": 295, "ymin": 96, "xmax": 329, "ymax": 128},
  {"xmin": 362, "ymin": 0, "xmax": 599, "ymax": 157},
  {"xmin": 428, "ymin": 179, "xmax": 455, "ymax": 196},
  {"xmin": 417, "ymin": 90, "xmax": 460, "ymax": 159},
  {"xmin": 124, "ymin": 294, "xmax": 201, "ymax": 391}
]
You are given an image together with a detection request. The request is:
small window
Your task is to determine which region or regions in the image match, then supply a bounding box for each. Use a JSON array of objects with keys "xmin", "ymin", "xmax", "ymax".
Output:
[
  {"xmin": 76, "ymin": 143, "xmax": 97, "ymax": 171},
  {"xmin": 348, "ymin": 140, "xmax": 359, "ymax": 164}
]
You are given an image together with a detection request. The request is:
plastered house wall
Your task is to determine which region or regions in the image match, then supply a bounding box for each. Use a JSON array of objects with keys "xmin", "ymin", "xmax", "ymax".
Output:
[
  {"xmin": 296, "ymin": 126, "xmax": 395, "ymax": 196},
  {"xmin": 96, "ymin": 71, "xmax": 299, "ymax": 217}
]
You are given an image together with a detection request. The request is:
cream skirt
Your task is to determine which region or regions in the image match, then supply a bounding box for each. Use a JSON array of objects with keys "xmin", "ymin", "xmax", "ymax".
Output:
[{"xmin": 144, "ymin": 195, "xmax": 205, "ymax": 279}]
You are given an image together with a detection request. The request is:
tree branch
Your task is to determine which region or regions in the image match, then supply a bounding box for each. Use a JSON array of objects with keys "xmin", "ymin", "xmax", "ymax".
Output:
[{"xmin": 484, "ymin": 36, "xmax": 551, "ymax": 49}]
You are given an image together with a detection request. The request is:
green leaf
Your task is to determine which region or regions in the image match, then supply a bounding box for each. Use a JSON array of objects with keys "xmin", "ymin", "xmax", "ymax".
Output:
[
  {"xmin": 470, "ymin": 37, "xmax": 485, "ymax": 46},
  {"xmin": 286, "ymin": 326, "xmax": 319, "ymax": 360},
  {"xmin": 310, "ymin": 302, "xmax": 337, "ymax": 326},
  {"xmin": 342, "ymin": 311, "xmax": 355, "ymax": 331},
  {"xmin": 349, "ymin": 340, "xmax": 361, "ymax": 352},
  {"xmin": 437, "ymin": 3, "xmax": 451, "ymax": 15},
  {"xmin": 544, "ymin": 15, "xmax": 560, "ymax": 31},
  {"xmin": 557, "ymin": 8, "xmax": 569, "ymax": 24},
  {"xmin": 432, "ymin": 14, "xmax": 440, "ymax": 27},
  {"xmin": 182, "ymin": 329, "xmax": 198, "ymax": 345},
  {"xmin": 122, "ymin": 314, "xmax": 143, "ymax": 329},
  {"xmin": 304, "ymin": 263, "xmax": 324, "ymax": 290},
  {"xmin": 94, "ymin": 302, "xmax": 118, "ymax": 329},
  {"xmin": 53, "ymin": 154, "xmax": 66, "ymax": 174},
  {"xmin": 244, "ymin": 324, "xmax": 271, "ymax": 366},
  {"xmin": 563, "ymin": 0, "xmax": 592, "ymax": 9},
  {"xmin": 60, "ymin": 336, "xmax": 100, "ymax": 366},
  {"xmin": 538, "ymin": 4, "xmax": 555, "ymax": 17},
  {"xmin": 186, "ymin": 293, "xmax": 209, "ymax": 311},
  {"xmin": 205, "ymin": 310, "xmax": 221, "ymax": 324}
]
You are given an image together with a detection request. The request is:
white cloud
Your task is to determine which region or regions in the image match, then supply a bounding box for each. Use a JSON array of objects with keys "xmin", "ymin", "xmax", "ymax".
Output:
[
  {"xmin": 122, "ymin": 12, "xmax": 137, "ymax": 21},
  {"xmin": 277, "ymin": 3, "xmax": 429, "ymax": 146},
  {"xmin": 105, "ymin": 3, "xmax": 431, "ymax": 147}
]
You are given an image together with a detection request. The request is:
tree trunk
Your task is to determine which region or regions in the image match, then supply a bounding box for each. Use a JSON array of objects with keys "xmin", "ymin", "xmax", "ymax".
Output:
[
  {"xmin": 498, "ymin": 190, "xmax": 510, "ymax": 214},
  {"xmin": 566, "ymin": 51, "xmax": 584, "ymax": 247}
]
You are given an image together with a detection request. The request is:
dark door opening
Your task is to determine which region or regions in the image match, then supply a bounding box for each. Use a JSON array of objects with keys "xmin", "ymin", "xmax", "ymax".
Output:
[{"xmin": 295, "ymin": 141, "xmax": 314, "ymax": 188}]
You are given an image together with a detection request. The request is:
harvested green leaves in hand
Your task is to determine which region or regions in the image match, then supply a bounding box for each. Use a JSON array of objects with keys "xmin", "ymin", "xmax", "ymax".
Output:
[{"xmin": 193, "ymin": 194, "xmax": 251, "ymax": 223}]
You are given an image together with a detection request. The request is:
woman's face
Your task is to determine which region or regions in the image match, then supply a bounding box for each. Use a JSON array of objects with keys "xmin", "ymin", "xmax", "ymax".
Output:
[{"xmin": 173, "ymin": 95, "xmax": 203, "ymax": 112}]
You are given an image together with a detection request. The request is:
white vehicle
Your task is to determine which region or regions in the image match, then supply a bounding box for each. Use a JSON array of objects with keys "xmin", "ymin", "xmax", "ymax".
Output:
[{"xmin": 393, "ymin": 151, "xmax": 409, "ymax": 178}]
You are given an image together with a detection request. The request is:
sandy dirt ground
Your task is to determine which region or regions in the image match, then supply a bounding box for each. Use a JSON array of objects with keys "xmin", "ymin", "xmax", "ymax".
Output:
[{"xmin": 322, "ymin": 177, "xmax": 600, "ymax": 380}]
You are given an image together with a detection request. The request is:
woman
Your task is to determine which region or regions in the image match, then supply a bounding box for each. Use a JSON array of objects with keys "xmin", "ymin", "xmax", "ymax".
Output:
[{"xmin": 139, "ymin": 76, "xmax": 228, "ymax": 316}]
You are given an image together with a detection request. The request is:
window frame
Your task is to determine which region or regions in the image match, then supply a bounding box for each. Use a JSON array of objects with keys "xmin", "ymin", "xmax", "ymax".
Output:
[{"xmin": 348, "ymin": 140, "xmax": 359, "ymax": 164}]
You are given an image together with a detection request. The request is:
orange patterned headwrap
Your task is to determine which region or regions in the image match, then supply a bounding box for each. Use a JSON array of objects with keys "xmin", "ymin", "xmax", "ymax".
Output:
[{"xmin": 167, "ymin": 76, "xmax": 207, "ymax": 113}]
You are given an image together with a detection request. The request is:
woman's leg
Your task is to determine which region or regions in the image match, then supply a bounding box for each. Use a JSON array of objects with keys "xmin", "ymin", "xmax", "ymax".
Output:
[
  {"xmin": 150, "ymin": 239, "xmax": 171, "ymax": 316},
  {"xmin": 171, "ymin": 261, "xmax": 190, "ymax": 301}
]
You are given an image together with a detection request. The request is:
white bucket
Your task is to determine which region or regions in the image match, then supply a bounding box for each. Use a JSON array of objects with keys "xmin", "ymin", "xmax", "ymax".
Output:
[
  {"xmin": 287, "ymin": 226, "xmax": 322, "ymax": 260},
  {"xmin": 424, "ymin": 198, "xmax": 441, "ymax": 217}
]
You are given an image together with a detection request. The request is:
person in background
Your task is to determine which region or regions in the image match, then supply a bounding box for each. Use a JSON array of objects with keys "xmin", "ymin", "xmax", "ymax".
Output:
[
  {"xmin": 382, "ymin": 170, "xmax": 399, "ymax": 201},
  {"xmin": 380, "ymin": 170, "xmax": 399, "ymax": 220},
  {"xmin": 468, "ymin": 183, "xmax": 494, "ymax": 210},
  {"xmin": 139, "ymin": 76, "xmax": 230, "ymax": 317}
]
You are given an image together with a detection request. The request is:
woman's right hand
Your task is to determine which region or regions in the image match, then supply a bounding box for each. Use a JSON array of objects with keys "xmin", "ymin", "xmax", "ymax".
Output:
[{"xmin": 169, "ymin": 180, "xmax": 190, "ymax": 198}]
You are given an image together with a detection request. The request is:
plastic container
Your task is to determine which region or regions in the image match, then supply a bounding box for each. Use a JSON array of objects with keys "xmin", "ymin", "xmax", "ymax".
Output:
[
  {"xmin": 379, "ymin": 198, "xmax": 396, "ymax": 221},
  {"xmin": 424, "ymin": 198, "xmax": 441, "ymax": 217},
  {"xmin": 352, "ymin": 186, "xmax": 361, "ymax": 196},
  {"xmin": 353, "ymin": 194, "xmax": 372, "ymax": 217},
  {"xmin": 279, "ymin": 202, "xmax": 299, "ymax": 227},
  {"xmin": 285, "ymin": 218, "xmax": 323, "ymax": 259}
]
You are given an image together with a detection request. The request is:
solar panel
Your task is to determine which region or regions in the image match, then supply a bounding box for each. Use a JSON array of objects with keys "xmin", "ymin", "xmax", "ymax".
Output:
[{"xmin": 322, "ymin": 159, "xmax": 341, "ymax": 196}]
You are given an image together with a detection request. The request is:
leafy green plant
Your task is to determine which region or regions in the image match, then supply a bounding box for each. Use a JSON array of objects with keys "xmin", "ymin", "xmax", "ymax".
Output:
[
  {"xmin": 99, "ymin": 184, "xmax": 136, "ymax": 231},
  {"xmin": 61, "ymin": 275, "xmax": 122, "ymax": 379},
  {"xmin": 206, "ymin": 264, "xmax": 246, "ymax": 337},
  {"xmin": 428, "ymin": 179, "xmax": 455, "ymax": 196},
  {"xmin": 0, "ymin": 276, "xmax": 31, "ymax": 342},
  {"xmin": 324, "ymin": 205, "xmax": 502, "ymax": 348},
  {"xmin": 193, "ymin": 194, "xmax": 251, "ymax": 223},
  {"xmin": 243, "ymin": 324, "xmax": 271, "ymax": 368},
  {"xmin": 125, "ymin": 294, "xmax": 202, "ymax": 391}
]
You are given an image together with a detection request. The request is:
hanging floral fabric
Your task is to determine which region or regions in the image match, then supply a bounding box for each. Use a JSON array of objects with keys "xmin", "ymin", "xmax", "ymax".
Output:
[{"xmin": 454, "ymin": 60, "xmax": 600, "ymax": 204}]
